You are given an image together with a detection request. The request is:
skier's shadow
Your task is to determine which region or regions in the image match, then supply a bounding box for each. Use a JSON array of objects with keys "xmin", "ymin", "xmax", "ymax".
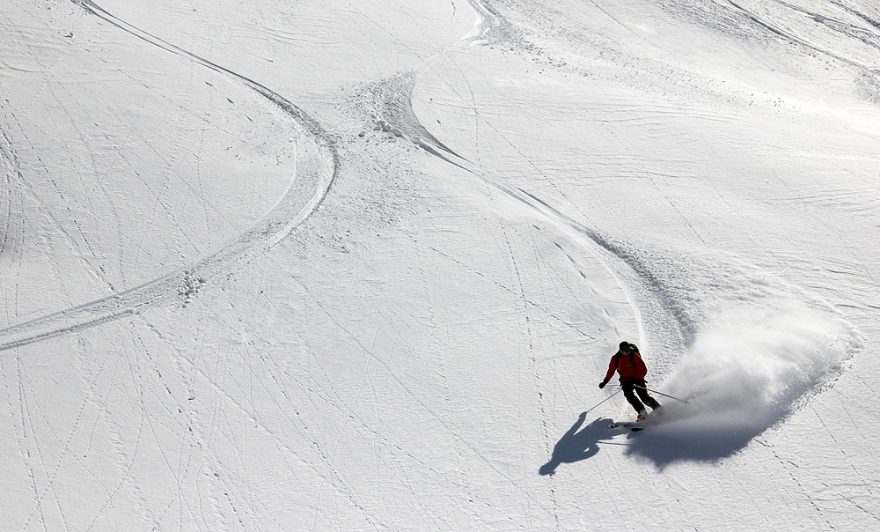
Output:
[{"xmin": 539, "ymin": 412, "xmax": 614, "ymax": 476}]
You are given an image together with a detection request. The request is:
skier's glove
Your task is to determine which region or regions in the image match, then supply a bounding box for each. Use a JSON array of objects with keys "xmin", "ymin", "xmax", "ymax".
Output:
[{"xmin": 598, "ymin": 381, "xmax": 606, "ymax": 389}]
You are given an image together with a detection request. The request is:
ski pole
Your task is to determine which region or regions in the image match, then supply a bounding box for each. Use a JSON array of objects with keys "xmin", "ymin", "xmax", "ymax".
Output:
[
  {"xmin": 582, "ymin": 388, "xmax": 622, "ymax": 415},
  {"xmin": 637, "ymin": 385, "xmax": 689, "ymax": 404},
  {"xmin": 608, "ymin": 384, "xmax": 689, "ymax": 404}
]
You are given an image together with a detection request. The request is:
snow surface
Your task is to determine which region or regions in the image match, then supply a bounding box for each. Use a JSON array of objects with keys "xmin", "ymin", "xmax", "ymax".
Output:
[{"xmin": 2, "ymin": 0, "xmax": 879, "ymax": 529}]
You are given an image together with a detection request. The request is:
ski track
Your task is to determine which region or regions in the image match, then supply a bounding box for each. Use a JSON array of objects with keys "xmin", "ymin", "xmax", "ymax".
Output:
[
  {"xmin": 0, "ymin": 1, "xmax": 338, "ymax": 352},
  {"xmin": 351, "ymin": 9, "xmax": 688, "ymax": 368},
  {"xmin": 0, "ymin": 131, "xmax": 16, "ymax": 261},
  {"xmin": 376, "ymin": 64, "xmax": 684, "ymax": 373},
  {"xmin": 407, "ymin": 119, "xmax": 688, "ymax": 366},
  {"xmin": 451, "ymin": 1, "xmax": 686, "ymax": 351}
]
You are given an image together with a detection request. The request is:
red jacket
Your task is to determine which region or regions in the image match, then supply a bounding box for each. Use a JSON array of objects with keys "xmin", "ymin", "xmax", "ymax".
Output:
[{"xmin": 603, "ymin": 350, "xmax": 648, "ymax": 383}]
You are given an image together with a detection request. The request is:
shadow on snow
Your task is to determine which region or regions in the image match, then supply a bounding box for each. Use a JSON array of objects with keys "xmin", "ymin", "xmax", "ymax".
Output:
[
  {"xmin": 539, "ymin": 410, "xmax": 764, "ymax": 474},
  {"xmin": 539, "ymin": 413, "xmax": 617, "ymax": 476},
  {"xmin": 619, "ymin": 409, "xmax": 763, "ymax": 469}
]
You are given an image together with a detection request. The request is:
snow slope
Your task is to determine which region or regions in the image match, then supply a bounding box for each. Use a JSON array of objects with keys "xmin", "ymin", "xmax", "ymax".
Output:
[{"xmin": 1, "ymin": 0, "xmax": 879, "ymax": 529}]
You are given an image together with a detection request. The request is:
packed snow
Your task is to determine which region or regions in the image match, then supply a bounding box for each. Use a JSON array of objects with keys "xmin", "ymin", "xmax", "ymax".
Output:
[{"xmin": 2, "ymin": 0, "xmax": 879, "ymax": 529}]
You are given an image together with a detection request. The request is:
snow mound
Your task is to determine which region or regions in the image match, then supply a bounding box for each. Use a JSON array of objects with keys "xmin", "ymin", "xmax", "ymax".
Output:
[{"xmin": 627, "ymin": 302, "xmax": 856, "ymax": 467}]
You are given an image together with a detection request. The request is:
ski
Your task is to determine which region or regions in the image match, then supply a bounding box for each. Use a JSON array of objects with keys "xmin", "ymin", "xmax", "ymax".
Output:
[{"xmin": 609, "ymin": 421, "xmax": 645, "ymax": 431}]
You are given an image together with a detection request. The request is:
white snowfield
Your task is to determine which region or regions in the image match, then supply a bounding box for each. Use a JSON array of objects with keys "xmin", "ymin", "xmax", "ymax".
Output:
[{"xmin": 1, "ymin": 0, "xmax": 879, "ymax": 529}]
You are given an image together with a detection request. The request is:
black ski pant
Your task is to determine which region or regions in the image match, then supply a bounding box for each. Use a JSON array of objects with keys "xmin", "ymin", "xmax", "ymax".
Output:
[{"xmin": 621, "ymin": 379, "xmax": 661, "ymax": 413}]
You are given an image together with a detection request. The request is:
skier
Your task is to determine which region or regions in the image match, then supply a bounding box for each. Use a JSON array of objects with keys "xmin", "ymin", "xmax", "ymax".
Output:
[{"xmin": 599, "ymin": 341, "xmax": 661, "ymax": 421}]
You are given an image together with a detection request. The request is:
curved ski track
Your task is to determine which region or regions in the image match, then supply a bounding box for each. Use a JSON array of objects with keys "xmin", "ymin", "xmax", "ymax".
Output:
[
  {"xmin": 409, "ymin": 1, "xmax": 690, "ymax": 354},
  {"xmin": 0, "ymin": 1, "xmax": 339, "ymax": 351}
]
